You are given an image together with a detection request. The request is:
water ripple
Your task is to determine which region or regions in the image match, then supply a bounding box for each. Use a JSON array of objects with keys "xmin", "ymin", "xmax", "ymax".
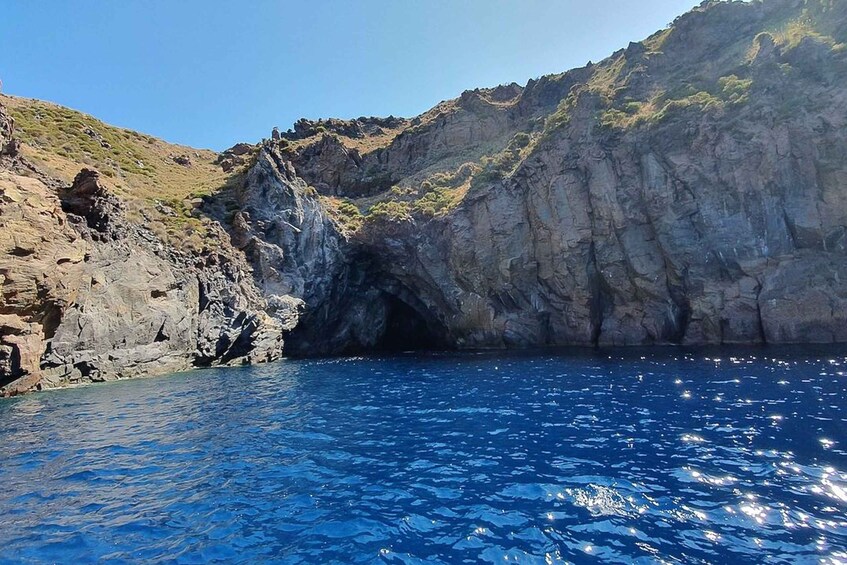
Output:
[{"xmin": 0, "ymin": 346, "xmax": 845, "ymax": 563}]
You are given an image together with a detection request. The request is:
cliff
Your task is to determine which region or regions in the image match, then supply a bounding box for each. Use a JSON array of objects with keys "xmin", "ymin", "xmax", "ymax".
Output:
[
  {"xmin": 261, "ymin": 0, "xmax": 847, "ymax": 352},
  {"xmin": 3, "ymin": 0, "xmax": 847, "ymax": 393},
  {"xmin": 0, "ymin": 103, "xmax": 286, "ymax": 394}
]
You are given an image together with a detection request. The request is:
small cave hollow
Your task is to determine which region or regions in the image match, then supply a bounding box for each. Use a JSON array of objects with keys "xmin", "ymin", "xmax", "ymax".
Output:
[{"xmin": 373, "ymin": 293, "xmax": 450, "ymax": 353}]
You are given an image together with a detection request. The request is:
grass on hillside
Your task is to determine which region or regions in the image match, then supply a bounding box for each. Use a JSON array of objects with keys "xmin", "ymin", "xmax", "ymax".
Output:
[
  {"xmin": 598, "ymin": 74, "xmax": 752, "ymax": 130},
  {"xmin": 3, "ymin": 95, "xmax": 241, "ymax": 253},
  {"xmin": 321, "ymin": 164, "xmax": 474, "ymax": 233}
]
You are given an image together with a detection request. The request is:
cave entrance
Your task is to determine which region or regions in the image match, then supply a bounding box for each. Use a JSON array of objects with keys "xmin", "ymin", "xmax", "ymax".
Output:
[{"xmin": 375, "ymin": 293, "xmax": 449, "ymax": 352}]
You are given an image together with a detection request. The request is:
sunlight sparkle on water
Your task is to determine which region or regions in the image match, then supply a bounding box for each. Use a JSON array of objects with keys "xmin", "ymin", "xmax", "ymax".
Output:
[{"xmin": 0, "ymin": 348, "xmax": 846, "ymax": 563}]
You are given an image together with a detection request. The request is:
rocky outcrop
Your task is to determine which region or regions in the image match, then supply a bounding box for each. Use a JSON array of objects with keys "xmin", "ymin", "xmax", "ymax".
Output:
[
  {"xmin": 215, "ymin": 141, "xmax": 459, "ymax": 355},
  {"xmin": 224, "ymin": 144, "xmax": 384, "ymax": 354},
  {"xmin": 215, "ymin": 142, "xmax": 255, "ymax": 172},
  {"xmin": 0, "ymin": 105, "xmax": 17, "ymax": 158},
  {"xmin": 347, "ymin": 102, "xmax": 847, "ymax": 348},
  {"xmin": 0, "ymin": 163, "xmax": 284, "ymax": 395},
  {"xmin": 281, "ymin": 116, "xmax": 407, "ymax": 142}
]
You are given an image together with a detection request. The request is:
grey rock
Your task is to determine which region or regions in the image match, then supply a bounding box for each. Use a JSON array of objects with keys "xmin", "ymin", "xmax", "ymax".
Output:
[
  {"xmin": 0, "ymin": 104, "xmax": 17, "ymax": 157},
  {"xmin": 0, "ymin": 165, "xmax": 284, "ymax": 395},
  {"xmin": 264, "ymin": 0, "xmax": 847, "ymax": 352}
]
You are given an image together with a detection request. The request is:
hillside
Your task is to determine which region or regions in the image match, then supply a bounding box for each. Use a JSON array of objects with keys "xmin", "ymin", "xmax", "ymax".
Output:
[
  {"xmin": 1, "ymin": 95, "xmax": 250, "ymax": 252},
  {"xmin": 3, "ymin": 0, "xmax": 847, "ymax": 394}
]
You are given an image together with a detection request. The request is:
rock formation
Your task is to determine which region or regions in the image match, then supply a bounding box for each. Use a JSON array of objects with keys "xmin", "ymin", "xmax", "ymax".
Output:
[
  {"xmin": 0, "ymin": 107, "xmax": 284, "ymax": 395},
  {"xmin": 3, "ymin": 0, "xmax": 847, "ymax": 393}
]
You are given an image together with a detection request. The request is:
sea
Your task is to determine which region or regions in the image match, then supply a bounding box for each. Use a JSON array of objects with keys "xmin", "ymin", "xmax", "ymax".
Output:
[{"xmin": 1, "ymin": 346, "xmax": 845, "ymax": 563}]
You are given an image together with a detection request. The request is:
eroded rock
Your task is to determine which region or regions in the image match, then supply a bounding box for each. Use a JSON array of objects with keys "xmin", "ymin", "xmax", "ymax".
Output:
[{"xmin": 0, "ymin": 158, "xmax": 284, "ymax": 395}]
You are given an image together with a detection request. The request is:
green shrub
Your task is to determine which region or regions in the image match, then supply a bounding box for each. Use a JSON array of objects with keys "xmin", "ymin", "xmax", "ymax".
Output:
[
  {"xmin": 599, "ymin": 108, "xmax": 633, "ymax": 129},
  {"xmin": 336, "ymin": 200, "xmax": 362, "ymax": 217},
  {"xmin": 367, "ymin": 200, "xmax": 412, "ymax": 222},
  {"xmin": 718, "ymin": 75, "xmax": 753, "ymax": 104},
  {"xmin": 413, "ymin": 188, "xmax": 456, "ymax": 217},
  {"xmin": 652, "ymin": 91, "xmax": 723, "ymax": 122},
  {"xmin": 422, "ymin": 162, "xmax": 479, "ymax": 192},
  {"xmin": 472, "ymin": 156, "xmax": 507, "ymax": 186},
  {"xmin": 333, "ymin": 199, "xmax": 364, "ymax": 232},
  {"xmin": 774, "ymin": 19, "xmax": 834, "ymax": 49},
  {"xmin": 543, "ymin": 93, "xmax": 579, "ymax": 135},
  {"xmin": 389, "ymin": 185, "xmax": 414, "ymax": 197},
  {"xmin": 508, "ymin": 132, "xmax": 531, "ymax": 151}
]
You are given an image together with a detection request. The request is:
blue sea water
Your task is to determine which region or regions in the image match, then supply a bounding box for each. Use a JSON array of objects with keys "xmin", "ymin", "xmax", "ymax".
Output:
[{"xmin": 0, "ymin": 348, "xmax": 846, "ymax": 564}]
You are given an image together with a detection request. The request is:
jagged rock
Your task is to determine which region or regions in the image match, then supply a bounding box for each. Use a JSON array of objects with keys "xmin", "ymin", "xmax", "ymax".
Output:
[
  {"xmin": 262, "ymin": 0, "xmax": 847, "ymax": 352},
  {"xmin": 229, "ymin": 143, "xmax": 253, "ymax": 156},
  {"xmin": 282, "ymin": 78, "xmax": 576, "ymax": 198},
  {"xmin": 5, "ymin": 0, "xmax": 847, "ymax": 394},
  {"xmin": 59, "ymin": 168, "xmax": 127, "ymax": 240},
  {"xmin": 0, "ymin": 171, "xmax": 88, "ymax": 394},
  {"xmin": 230, "ymin": 144, "xmax": 346, "ymax": 329},
  {"xmin": 0, "ymin": 315, "xmax": 45, "ymax": 393},
  {"xmin": 172, "ymin": 154, "xmax": 192, "ymax": 167},
  {"xmin": 220, "ymin": 159, "xmax": 236, "ymax": 173},
  {"xmin": 282, "ymin": 116, "xmax": 407, "ymax": 142},
  {"xmin": 215, "ymin": 143, "xmax": 253, "ymax": 172},
  {"xmin": 0, "ymin": 163, "xmax": 284, "ymax": 395},
  {"xmin": 0, "ymin": 104, "xmax": 17, "ymax": 157}
]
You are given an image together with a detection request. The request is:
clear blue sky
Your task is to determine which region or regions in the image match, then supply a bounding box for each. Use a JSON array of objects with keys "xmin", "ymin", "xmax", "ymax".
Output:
[{"xmin": 1, "ymin": 1, "xmax": 700, "ymax": 150}]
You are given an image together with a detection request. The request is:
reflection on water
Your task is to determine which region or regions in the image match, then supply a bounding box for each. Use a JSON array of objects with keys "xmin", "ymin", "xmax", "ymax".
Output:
[{"xmin": 0, "ymin": 346, "xmax": 845, "ymax": 563}]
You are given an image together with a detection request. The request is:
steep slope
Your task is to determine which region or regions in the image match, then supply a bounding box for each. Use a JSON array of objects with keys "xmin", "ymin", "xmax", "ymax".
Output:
[
  {"xmin": 1, "ymin": 95, "xmax": 248, "ymax": 253},
  {"xmin": 3, "ymin": 0, "xmax": 847, "ymax": 394},
  {"xmin": 0, "ymin": 103, "xmax": 284, "ymax": 395},
  {"xmin": 247, "ymin": 0, "xmax": 847, "ymax": 351}
]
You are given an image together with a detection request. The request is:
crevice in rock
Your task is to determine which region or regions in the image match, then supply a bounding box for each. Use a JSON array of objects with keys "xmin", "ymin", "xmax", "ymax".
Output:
[
  {"xmin": 587, "ymin": 242, "xmax": 608, "ymax": 347},
  {"xmin": 36, "ymin": 286, "xmax": 63, "ymax": 341},
  {"xmin": 755, "ymin": 279, "xmax": 768, "ymax": 345},
  {"xmin": 221, "ymin": 316, "xmax": 258, "ymax": 364},
  {"xmin": 197, "ymin": 279, "xmax": 210, "ymax": 313},
  {"xmin": 782, "ymin": 208, "xmax": 798, "ymax": 249},
  {"xmin": 660, "ymin": 255, "xmax": 691, "ymax": 344},
  {"xmin": 154, "ymin": 321, "xmax": 169, "ymax": 343},
  {"xmin": 9, "ymin": 246, "xmax": 34, "ymax": 257}
]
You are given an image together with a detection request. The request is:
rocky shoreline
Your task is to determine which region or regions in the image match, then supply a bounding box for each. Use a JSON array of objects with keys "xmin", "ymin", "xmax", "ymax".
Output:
[{"xmin": 3, "ymin": 0, "xmax": 847, "ymax": 395}]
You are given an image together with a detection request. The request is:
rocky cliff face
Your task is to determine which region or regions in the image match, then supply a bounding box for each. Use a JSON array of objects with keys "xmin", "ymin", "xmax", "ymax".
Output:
[
  {"xmin": 3, "ymin": 0, "xmax": 847, "ymax": 393},
  {"xmin": 0, "ymin": 107, "xmax": 285, "ymax": 395},
  {"xmin": 263, "ymin": 0, "xmax": 847, "ymax": 352}
]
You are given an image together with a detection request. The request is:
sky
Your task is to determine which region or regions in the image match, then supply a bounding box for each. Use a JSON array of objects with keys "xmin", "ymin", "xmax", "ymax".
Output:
[{"xmin": 1, "ymin": 1, "xmax": 701, "ymax": 150}]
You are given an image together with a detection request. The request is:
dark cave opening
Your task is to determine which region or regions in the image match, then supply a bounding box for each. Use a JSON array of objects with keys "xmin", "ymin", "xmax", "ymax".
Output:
[
  {"xmin": 279, "ymin": 258, "xmax": 454, "ymax": 357},
  {"xmin": 374, "ymin": 293, "xmax": 450, "ymax": 353}
]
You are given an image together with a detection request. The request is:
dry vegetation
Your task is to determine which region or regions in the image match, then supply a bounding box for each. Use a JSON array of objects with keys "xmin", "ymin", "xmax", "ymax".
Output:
[
  {"xmin": 323, "ymin": 130, "xmax": 540, "ymax": 234},
  {"xmin": 280, "ymin": 122, "xmax": 409, "ymax": 156},
  {"xmin": 2, "ymin": 94, "xmax": 240, "ymax": 252}
]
